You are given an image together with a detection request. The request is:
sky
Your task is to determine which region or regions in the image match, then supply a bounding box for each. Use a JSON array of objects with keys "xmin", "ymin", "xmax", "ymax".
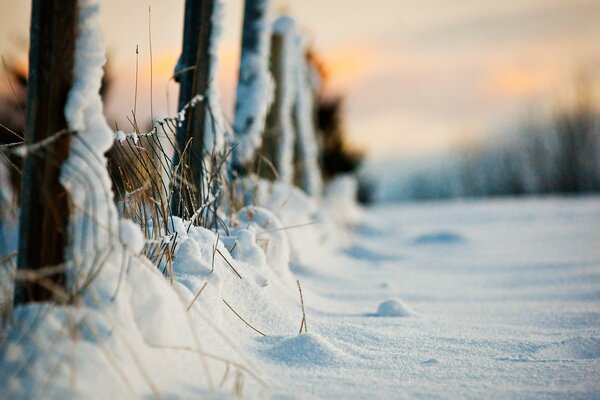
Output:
[{"xmin": 1, "ymin": 0, "xmax": 600, "ymax": 159}]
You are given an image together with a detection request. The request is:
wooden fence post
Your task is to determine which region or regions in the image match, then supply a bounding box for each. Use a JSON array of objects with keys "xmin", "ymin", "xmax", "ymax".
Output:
[
  {"xmin": 292, "ymin": 46, "xmax": 323, "ymax": 196},
  {"xmin": 15, "ymin": 0, "xmax": 78, "ymax": 304},
  {"xmin": 173, "ymin": 0, "xmax": 216, "ymax": 216},
  {"xmin": 260, "ymin": 17, "xmax": 296, "ymax": 183}
]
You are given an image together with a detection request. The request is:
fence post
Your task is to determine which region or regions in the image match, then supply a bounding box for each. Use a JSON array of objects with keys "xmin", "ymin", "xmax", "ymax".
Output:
[
  {"xmin": 15, "ymin": 0, "xmax": 78, "ymax": 304},
  {"xmin": 292, "ymin": 43, "xmax": 323, "ymax": 196},
  {"xmin": 173, "ymin": 0, "xmax": 216, "ymax": 216},
  {"xmin": 232, "ymin": 0, "xmax": 271, "ymax": 175},
  {"xmin": 260, "ymin": 17, "xmax": 296, "ymax": 184}
]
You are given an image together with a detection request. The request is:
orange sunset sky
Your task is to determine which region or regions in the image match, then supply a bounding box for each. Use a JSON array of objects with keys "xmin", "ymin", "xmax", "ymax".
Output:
[{"xmin": 1, "ymin": 0, "xmax": 600, "ymax": 159}]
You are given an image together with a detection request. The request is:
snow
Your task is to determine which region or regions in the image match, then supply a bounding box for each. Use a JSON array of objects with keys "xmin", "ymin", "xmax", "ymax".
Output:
[
  {"xmin": 60, "ymin": 0, "xmax": 123, "ymax": 292},
  {"xmin": 323, "ymin": 174, "xmax": 363, "ymax": 228},
  {"xmin": 236, "ymin": 206, "xmax": 292, "ymax": 281},
  {"xmin": 376, "ymin": 298, "xmax": 414, "ymax": 317},
  {"xmin": 259, "ymin": 196, "xmax": 600, "ymax": 398},
  {"xmin": 114, "ymin": 129, "xmax": 126, "ymax": 142},
  {"xmin": 64, "ymin": 1, "xmax": 113, "ymax": 151},
  {"xmin": 259, "ymin": 333, "xmax": 352, "ymax": 367},
  {"xmin": 118, "ymin": 219, "xmax": 145, "ymax": 254},
  {"xmin": 531, "ymin": 337, "xmax": 600, "ymax": 360}
]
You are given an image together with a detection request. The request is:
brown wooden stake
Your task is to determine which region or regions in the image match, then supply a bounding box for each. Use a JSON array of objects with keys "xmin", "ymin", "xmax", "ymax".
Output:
[
  {"xmin": 260, "ymin": 32, "xmax": 285, "ymax": 181},
  {"xmin": 14, "ymin": 0, "xmax": 78, "ymax": 304},
  {"xmin": 172, "ymin": 0, "xmax": 216, "ymax": 216}
]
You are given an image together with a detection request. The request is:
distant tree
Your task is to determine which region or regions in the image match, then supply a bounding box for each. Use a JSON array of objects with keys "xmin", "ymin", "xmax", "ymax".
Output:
[
  {"xmin": 553, "ymin": 77, "xmax": 599, "ymax": 193},
  {"xmin": 315, "ymin": 97, "xmax": 362, "ymax": 181},
  {"xmin": 305, "ymin": 49, "xmax": 363, "ymax": 184}
]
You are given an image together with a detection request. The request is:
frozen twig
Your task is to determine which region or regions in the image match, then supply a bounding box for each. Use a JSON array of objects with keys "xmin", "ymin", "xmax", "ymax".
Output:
[
  {"xmin": 297, "ymin": 280, "xmax": 307, "ymax": 334},
  {"xmin": 222, "ymin": 298, "xmax": 266, "ymax": 337}
]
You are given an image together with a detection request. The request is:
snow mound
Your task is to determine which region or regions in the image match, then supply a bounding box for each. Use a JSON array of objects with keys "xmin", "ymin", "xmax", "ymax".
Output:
[
  {"xmin": 323, "ymin": 174, "xmax": 362, "ymax": 228},
  {"xmin": 531, "ymin": 337, "xmax": 600, "ymax": 360},
  {"xmin": 233, "ymin": 177, "xmax": 339, "ymax": 263},
  {"xmin": 237, "ymin": 206, "xmax": 292, "ymax": 281},
  {"xmin": 411, "ymin": 231, "xmax": 464, "ymax": 245},
  {"xmin": 261, "ymin": 334, "xmax": 349, "ymax": 367},
  {"xmin": 376, "ymin": 299, "xmax": 414, "ymax": 317}
]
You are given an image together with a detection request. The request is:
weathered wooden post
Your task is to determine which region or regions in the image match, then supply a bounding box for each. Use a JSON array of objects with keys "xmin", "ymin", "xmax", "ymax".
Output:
[
  {"xmin": 260, "ymin": 17, "xmax": 296, "ymax": 183},
  {"xmin": 173, "ymin": 0, "xmax": 217, "ymax": 216},
  {"xmin": 292, "ymin": 43, "xmax": 323, "ymax": 196},
  {"xmin": 15, "ymin": 0, "xmax": 78, "ymax": 304},
  {"xmin": 231, "ymin": 0, "xmax": 272, "ymax": 175}
]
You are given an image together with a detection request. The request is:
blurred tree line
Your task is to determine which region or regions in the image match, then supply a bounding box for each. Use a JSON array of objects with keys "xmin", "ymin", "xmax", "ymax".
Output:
[{"xmin": 382, "ymin": 76, "xmax": 600, "ymax": 202}]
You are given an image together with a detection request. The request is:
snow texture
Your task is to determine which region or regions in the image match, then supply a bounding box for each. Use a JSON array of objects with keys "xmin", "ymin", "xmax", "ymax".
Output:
[
  {"xmin": 232, "ymin": 0, "xmax": 273, "ymax": 167},
  {"xmin": 260, "ymin": 333, "xmax": 351, "ymax": 367},
  {"xmin": 254, "ymin": 197, "xmax": 600, "ymax": 398},
  {"xmin": 323, "ymin": 174, "xmax": 363, "ymax": 229},
  {"xmin": 531, "ymin": 337, "xmax": 600, "ymax": 360}
]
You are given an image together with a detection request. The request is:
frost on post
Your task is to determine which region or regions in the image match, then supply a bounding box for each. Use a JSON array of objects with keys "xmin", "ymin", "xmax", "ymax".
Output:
[
  {"xmin": 262, "ymin": 16, "xmax": 297, "ymax": 185},
  {"xmin": 292, "ymin": 34, "xmax": 322, "ymax": 196},
  {"xmin": 61, "ymin": 0, "xmax": 144, "ymax": 293},
  {"xmin": 232, "ymin": 0, "xmax": 273, "ymax": 171}
]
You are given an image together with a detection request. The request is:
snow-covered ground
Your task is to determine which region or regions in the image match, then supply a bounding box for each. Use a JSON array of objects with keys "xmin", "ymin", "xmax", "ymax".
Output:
[
  {"xmin": 3, "ymin": 194, "xmax": 600, "ymax": 399},
  {"xmin": 259, "ymin": 196, "xmax": 600, "ymax": 398}
]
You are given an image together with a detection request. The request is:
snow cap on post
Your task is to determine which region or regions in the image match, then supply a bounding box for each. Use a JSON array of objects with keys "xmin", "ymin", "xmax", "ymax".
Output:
[
  {"xmin": 60, "ymin": 0, "xmax": 145, "ymax": 294},
  {"xmin": 64, "ymin": 0, "xmax": 113, "ymax": 152}
]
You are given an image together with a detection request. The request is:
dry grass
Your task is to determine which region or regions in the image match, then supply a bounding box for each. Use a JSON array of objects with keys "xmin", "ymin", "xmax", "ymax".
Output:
[{"xmin": 0, "ymin": 95, "xmax": 273, "ymax": 397}]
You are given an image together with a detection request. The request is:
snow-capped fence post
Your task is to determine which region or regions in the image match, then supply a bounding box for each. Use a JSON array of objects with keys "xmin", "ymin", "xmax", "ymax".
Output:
[
  {"xmin": 172, "ymin": 0, "xmax": 217, "ymax": 216},
  {"xmin": 260, "ymin": 17, "xmax": 296, "ymax": 184},
  {"xmin": 231, "ymin": 0, "xmax": 272, "ymax": 176},
  {"xmin": 292, "ymin": 42, "xmax": 323, "ymax": 196},
  {"xmin": 14, "ymin": 0, "xmax": 78, "ymax": 304}
]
